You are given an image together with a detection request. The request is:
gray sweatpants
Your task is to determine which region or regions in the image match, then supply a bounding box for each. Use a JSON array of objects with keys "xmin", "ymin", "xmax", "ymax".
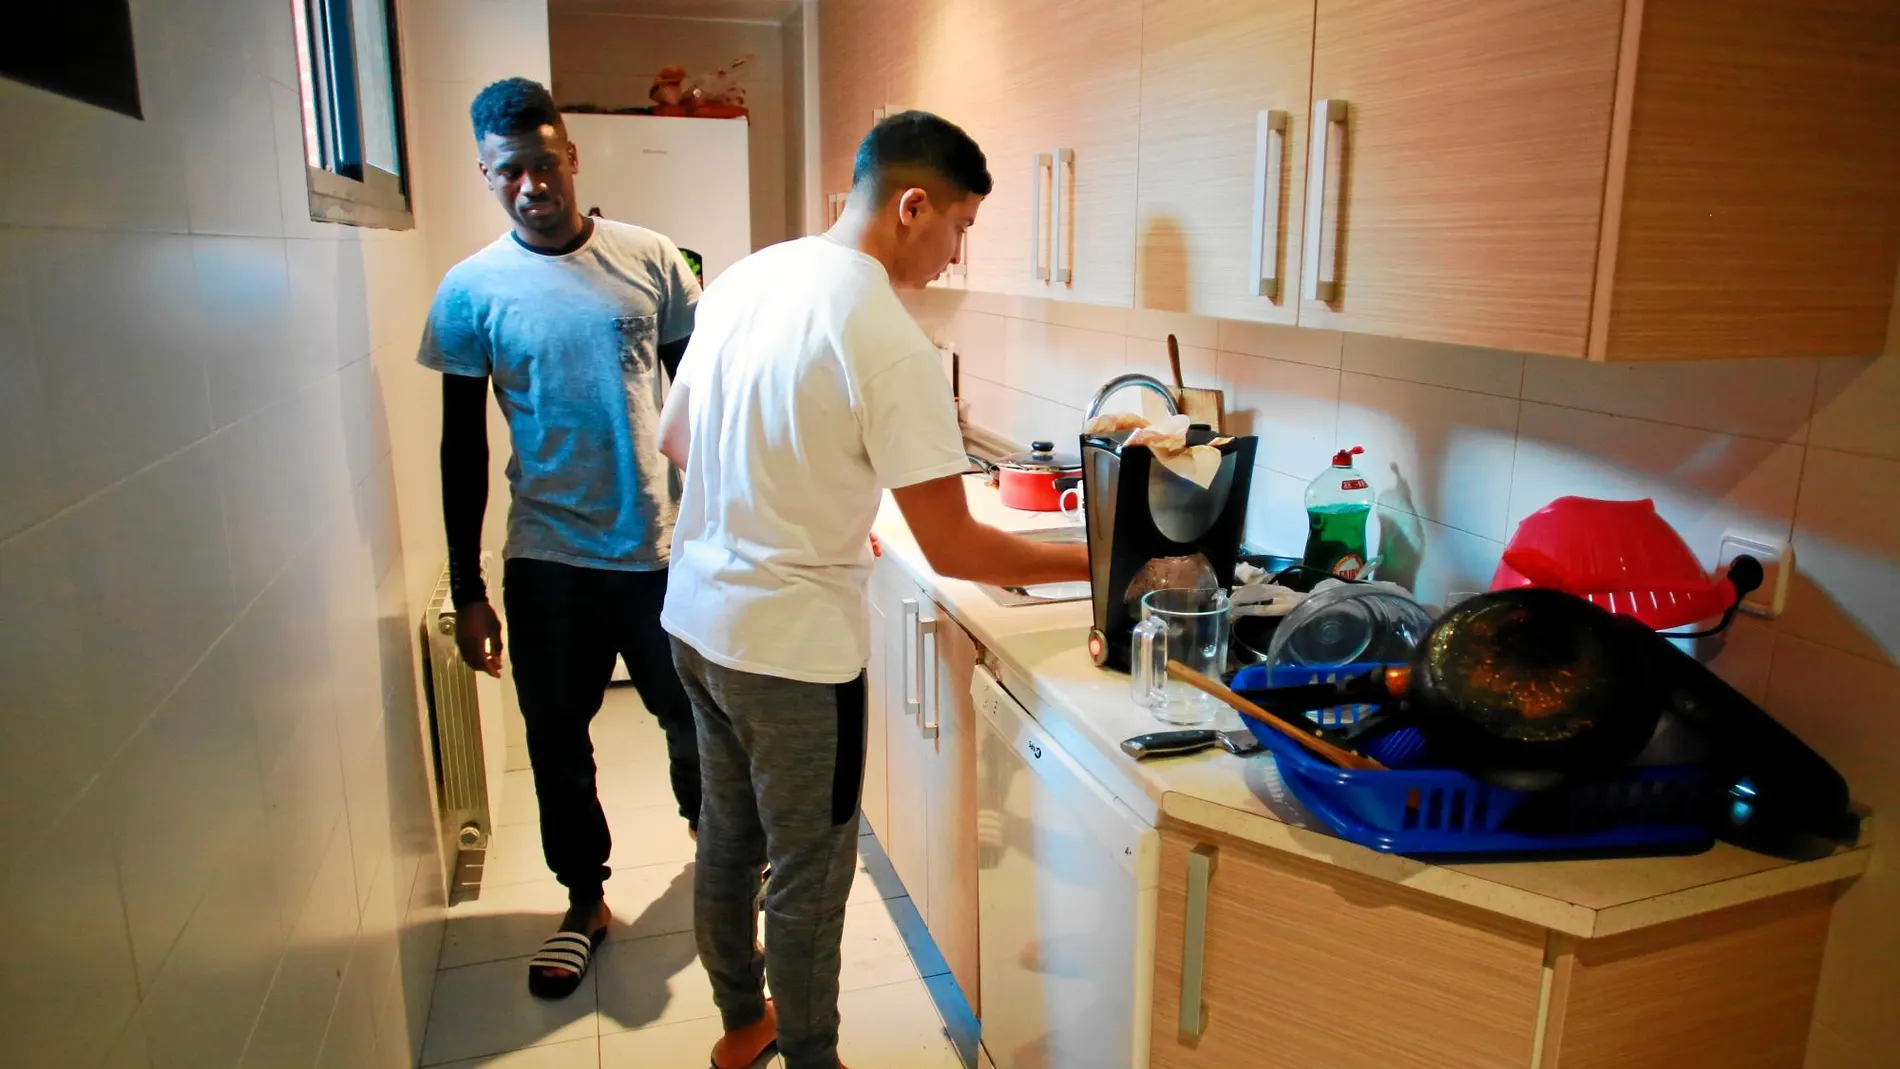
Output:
[{"xmin": 670, "ymin": 638, "xmax": 865, "ymax": 1069}]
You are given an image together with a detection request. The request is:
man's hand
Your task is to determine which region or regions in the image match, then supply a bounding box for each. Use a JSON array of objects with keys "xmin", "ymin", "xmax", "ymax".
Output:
[{"xmin": 455, "ymin": 601, "xmax": 505, "ymax": 677}]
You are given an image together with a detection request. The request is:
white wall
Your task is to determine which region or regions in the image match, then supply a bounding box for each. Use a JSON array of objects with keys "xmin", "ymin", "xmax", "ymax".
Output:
[
  {"xmin": 903, "ymin": 282, "xmax": 1900, "ymax": 1068},
  {"xmin": 549, "ymin": 12, "xmax": 789, "ymax": 247},
  {"xmin": 0, "ymin": 0, "xmax": 547, "ymax": 1066}
]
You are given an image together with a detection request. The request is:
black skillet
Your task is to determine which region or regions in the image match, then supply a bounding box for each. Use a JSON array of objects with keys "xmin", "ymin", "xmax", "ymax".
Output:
[{"xmin": 1239, "ymin": 588, "xmax": 1666, "ymax": 791}]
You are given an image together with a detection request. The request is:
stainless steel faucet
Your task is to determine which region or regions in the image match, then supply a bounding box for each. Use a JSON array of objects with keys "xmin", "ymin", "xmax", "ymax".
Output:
[{"xmin": 1084, "ymin": 373, "xmax": 1180, "ymax": 423}]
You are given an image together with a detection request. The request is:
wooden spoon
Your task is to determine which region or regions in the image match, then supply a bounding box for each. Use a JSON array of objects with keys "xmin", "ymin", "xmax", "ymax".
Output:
[{"xmin": 1167, "ymin": 661, "xmax": 1387, "ymax": 771}]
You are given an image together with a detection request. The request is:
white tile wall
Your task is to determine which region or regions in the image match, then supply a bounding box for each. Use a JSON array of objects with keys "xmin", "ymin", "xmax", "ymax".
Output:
[
  {"xmin": 906, "ymin": 280, "xmax": 1900, "ymax": 1064},
  {"xmin": 0, "ymin": 0, "xmax": 554, "ymax": 1064}
]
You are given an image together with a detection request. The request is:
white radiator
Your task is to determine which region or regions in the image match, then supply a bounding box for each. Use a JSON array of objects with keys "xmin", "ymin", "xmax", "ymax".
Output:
[{"xmin": 421, "ymin": 559, "xmax": 507, "ymax": 862}]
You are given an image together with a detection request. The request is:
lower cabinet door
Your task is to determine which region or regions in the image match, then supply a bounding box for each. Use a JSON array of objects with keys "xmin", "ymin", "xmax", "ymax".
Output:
[
  {"xmin": 861, "ymin": 571, "xmax": 893, "ymax": 839},
  {"xmin": 927, "ymin": 606, "xmax": 982, "ymax": 1012},
  {"xmin": 1151, "ymin": 827, "xmax": 1545, "ymax": 1069},
  {"xmin": 876, "ymin": 561, "xmax": 933, "ymax": 917}
]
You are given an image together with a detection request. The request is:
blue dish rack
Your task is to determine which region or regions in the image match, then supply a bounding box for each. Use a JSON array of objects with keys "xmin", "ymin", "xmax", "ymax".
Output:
[{"xmin": 1230, "ymin": 664, "xmax": 1715, "ymax": 858}]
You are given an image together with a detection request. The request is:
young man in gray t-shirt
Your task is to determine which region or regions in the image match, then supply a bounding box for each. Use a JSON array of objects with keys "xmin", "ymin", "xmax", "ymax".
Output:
[{"xmin": 417, "ymin": 77, "xmax": 702, "ymax": 1000}]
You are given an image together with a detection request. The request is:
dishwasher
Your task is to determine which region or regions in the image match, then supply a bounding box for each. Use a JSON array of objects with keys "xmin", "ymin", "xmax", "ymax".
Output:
[{"xmin": 973, "ymin": 665, "xmax": 1159, "ymax": 1069}]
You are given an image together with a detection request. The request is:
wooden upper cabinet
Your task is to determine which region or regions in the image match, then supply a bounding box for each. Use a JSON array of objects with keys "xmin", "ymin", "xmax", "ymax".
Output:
[
  {"xmin": 1294, "ymin": 0, "xmax": 1625, "ymax": 355},
  {"xmin": 1294, "ymin": 0, "xmax": 1900, "ymax": 360},
  {"xmin": 819, "ymin": 0, "xmax": 890, "ymax": 207},
  {"xmin": 910, "ymin": 0, "xmax": 1142, "ymax": 306},
  {"xmin": 1592, "ymin": 0, "xmax": 1900, "ymax": 360},
  {"xmin": 1137, "ymin": 0, "xmax": 1316, "ymax": 325}
]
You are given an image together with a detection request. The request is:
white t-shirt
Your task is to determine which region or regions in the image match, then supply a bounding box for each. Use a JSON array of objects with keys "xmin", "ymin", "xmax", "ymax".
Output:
[{"xmin": 661, "ymin": 236, "xmax": 968, "ymax": 684}]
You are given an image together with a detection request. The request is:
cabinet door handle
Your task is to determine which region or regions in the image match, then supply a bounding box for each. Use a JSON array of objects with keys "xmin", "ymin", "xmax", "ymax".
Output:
[
  {"xmin": 917, "ymin": 611, "xmax": 939, "ymax": 738},
  {"xmin": 1051, "ymin": 148, "xmax": 1074, "ymax": 285},
  {"xmin": 1179, "ymin": 842, "xmax": 1219, "ymax": 1042},
  {"xmin": 1301, "ymin": 98, "xmax": 1349, "ymax": 304},
  {"xmin": 1030, "ymin": 152, "xmax": 1052, "ymax": 281},
  {"xmin": 902, "ymin": 598, "xmax": 921, "ymax": 718},
  {"xmin": 1250, "ymin": 110, "xmax": 1289, "ymax": 300}
]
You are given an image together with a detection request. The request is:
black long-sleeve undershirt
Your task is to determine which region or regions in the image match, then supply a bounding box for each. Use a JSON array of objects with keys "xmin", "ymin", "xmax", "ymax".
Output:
[
  {"xmin": 439, "ymin": 336, "xmax": 690, "ymax": 609},
  {"xmin": 441, "ymin": 372, "xmax": 491, "ymax": 607}
]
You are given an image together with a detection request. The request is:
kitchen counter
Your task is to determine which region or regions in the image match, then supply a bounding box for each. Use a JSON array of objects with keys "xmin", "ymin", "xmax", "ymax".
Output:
[{"xmin": 871, "ymin": 475, "xmax": 1874, "ymax": 940}]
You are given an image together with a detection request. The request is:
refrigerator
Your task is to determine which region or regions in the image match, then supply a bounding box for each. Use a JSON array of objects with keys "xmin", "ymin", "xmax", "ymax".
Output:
[{"xmin": 562, "ymin": 113, "xmax": 753, "ymax": 283}]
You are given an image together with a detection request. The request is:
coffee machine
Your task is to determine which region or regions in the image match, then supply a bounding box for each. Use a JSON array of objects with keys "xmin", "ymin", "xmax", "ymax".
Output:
[{"xmin": 1081, "ymin": 428, "xmax": 1257, "ymax": 670}]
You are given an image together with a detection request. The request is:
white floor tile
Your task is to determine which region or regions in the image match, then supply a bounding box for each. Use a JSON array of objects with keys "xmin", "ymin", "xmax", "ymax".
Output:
[
  {"xmin": 598, "ymin": 765, "xmax": 689, "ymax": 821},
  {"xmin": 477, "ymin": 823, "xmax": 555, "ymax": 889},
  {"xmin": 610, "ymin": 862, "xmax": 697, "ymax": 943},
  {"xmin": 442, "ymin": 862, "xmax": 695, "ymax": 971},
  {"xmin": 839, "ymin": 899, "xmax": 930, "ymax": 992},
  {"xmin": 499, "ymin": 768, "xmax": 539, "ymax": 827},
  {"xmin": 440, "ymin": 878, "xmax": 570, "ymax": 971},
  {"xmin": 433, "ymin": 1035, "xmax": 602, "ymax": 1069},
  {"xmin": 847, "ymin": 837, "xmax": 905, "ymax": 905},
  {"xmin": 420, "ymin": 955, "xmax": 597, "ymax": 1066},
  {"xmin": 837, "ymin": 979, "xmax": 964, "ymax": 1069},
  {"xmin": 595, "ymin": 930, "xmax": 721, "ymax": 1037},
  {"xmin": 606, "ymin": 803, "xmax": 698, "ymax": 870},
  {"xmin": 600, "ymin": 1015, "xmax": 785, "ymax": 1069}
]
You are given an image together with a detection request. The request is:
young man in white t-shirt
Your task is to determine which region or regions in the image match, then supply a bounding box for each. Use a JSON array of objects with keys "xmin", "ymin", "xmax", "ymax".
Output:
[{"xmin": 658, "ymin": 112, "xmax": 1090, "ymax": 1069}]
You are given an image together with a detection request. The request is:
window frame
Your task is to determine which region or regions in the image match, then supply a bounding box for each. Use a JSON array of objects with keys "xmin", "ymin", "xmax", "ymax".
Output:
[{"xmin": 293, "ymin": 0, "xmax": 414, "ymax": 230}]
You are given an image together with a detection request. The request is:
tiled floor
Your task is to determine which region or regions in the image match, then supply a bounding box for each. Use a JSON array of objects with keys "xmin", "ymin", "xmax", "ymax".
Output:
[{"xmin": 421, "ymin": 685, "xmax": 973, "ymax": 1068}]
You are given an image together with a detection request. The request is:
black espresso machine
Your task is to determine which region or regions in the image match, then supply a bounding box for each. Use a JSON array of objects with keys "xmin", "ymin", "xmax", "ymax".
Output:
[{"xmin": 1081, "ymin": 428, "xmax": 1258, "ymax": 670}]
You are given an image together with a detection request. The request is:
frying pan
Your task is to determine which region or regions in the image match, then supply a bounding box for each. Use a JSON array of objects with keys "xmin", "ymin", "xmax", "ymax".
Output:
[{"xmin": 1239, "ymin": 588, "xmax": 1665, "ymax": 790}]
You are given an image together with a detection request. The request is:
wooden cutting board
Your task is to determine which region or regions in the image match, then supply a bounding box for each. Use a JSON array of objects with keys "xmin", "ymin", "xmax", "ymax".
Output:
[{"xmin": 1166, "ymin": 333, "xmax": 1225, "ymax": 431}]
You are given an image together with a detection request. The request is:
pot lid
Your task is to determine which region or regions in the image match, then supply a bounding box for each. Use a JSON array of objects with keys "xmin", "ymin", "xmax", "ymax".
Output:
[{"xmin": 997, "ymin": 440, "xmax": 1081, "ymax": 472}]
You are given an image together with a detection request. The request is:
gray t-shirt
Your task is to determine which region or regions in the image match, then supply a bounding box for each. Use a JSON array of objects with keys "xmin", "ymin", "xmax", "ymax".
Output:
[{"xmin": 418, "ymin": 220, "xmax": 701, "ymax": 570}]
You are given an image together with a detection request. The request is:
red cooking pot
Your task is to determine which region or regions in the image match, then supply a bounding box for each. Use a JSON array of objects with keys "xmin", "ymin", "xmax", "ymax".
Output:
[{"xmin": 987, "ymin": 441, "xmax": 1083, "ymax": 512}]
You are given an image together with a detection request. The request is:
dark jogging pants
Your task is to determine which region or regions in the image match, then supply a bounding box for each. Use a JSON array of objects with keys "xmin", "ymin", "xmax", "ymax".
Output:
[
  {"xmin": 502, "ymin": 558, "xmax": 701, "ymax": 905},
  {"xmin": 670, "ymin": 638, "xmax": 866, "ymax": 1069}
]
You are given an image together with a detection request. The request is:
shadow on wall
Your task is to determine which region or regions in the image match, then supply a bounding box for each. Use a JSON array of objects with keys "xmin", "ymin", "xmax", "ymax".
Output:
[{"xmin": 1138, "ymin": 215, "xmax": 1190, "ymax": 315}]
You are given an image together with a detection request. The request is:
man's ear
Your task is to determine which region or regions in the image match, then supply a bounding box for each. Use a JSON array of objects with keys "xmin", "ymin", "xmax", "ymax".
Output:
[
  {"xmin": 898, "ymin": 187, "xmax": 929, "ymax": 225},
  {"xmin": 566, "ymin": 140, "xmax": 580, "ymax": 174}
]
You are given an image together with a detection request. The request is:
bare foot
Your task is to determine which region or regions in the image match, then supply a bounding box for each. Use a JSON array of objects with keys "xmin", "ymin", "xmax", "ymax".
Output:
[
  {"xmin": 535, "ymin": 898, "xmax": 611, "ymax": 982},
  {"xmin": 712, "ymin": 999, "xmax": 778, "ymax": 1069}
]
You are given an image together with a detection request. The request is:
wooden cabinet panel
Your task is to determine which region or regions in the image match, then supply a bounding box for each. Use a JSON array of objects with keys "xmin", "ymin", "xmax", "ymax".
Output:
[
  {"xmin": 1137, "ymin": 0, "xmax": 1315, "ymax": 324},
  {"xmin": 818, "ymin": 0, "xmax": 888, "ymax": 208},
  {"xmin": 861, "ymin": 566, "xmax": 892, "ymax": 839},
  {"xmin": 1593, "ymin": 0, "xmax": 1900, "ymax": 360},
  {"xmin": 1150, "ymin": 826, "xmax": 1545, "ymax": 1069},
  {"xmin": 1297, "ymin": 0, "xmax": 1623, "ymax": 357},
  {"xmin": 927, "ymin": 608, "xmax": 982, "ymax": 1010},
  {"xmin": 871, "ymin": 559, "xmax": 932, "ymax": 914},
  {"xmin": 1539, "ymin": 887, "xmax": 1833, "ymax": 1069},
  {"xmin": 914, "ymin": 0, "xmax": 1141, "ymax": 306}
]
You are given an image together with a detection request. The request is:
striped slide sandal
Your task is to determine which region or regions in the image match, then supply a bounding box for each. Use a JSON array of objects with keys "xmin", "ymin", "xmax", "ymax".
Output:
[{"xmin": 526, "ymin": 925, "xmax": 608, "ymax": 1000}]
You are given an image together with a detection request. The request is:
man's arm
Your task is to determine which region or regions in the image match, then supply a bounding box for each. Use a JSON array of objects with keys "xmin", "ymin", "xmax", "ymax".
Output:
[
  {"xmin": 892, "ymin": 475, "xmax": 1090, "ymax": 587},
  {"xmin": 659, "ymin": 336, "xmax": 689, "ymax": 381},
  {"xmin": 441, "ymin": 373, "xmax": 504, "ymax": 675},
  {"xmin": 658, "ymin": 373, "xmax": 691, "ymax": 471}
]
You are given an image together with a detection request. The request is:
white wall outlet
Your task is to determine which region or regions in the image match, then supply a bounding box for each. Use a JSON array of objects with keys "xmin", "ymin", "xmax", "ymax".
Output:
[{"xmin": 1717, "ymin": 532, "xmax": 1793, "ymax": 618}]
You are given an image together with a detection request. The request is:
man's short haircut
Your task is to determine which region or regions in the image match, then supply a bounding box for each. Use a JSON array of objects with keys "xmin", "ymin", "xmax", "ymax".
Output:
[
  {"xmin": 851, "ymin": 110, "xmax": 993, "ymax": 203},
  {"xmin": 470, "ymin": 77, "xmax": 563, "ymax": 142}
]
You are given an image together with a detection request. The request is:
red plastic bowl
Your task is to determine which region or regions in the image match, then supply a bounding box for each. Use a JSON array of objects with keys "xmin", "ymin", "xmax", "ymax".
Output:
[{"xmin": 1490, "ymin": 497, "xmax": 1734, "ymax": 630}]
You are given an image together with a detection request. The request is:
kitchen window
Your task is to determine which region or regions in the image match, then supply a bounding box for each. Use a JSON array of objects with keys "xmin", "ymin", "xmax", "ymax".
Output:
[{"xmin": 290, "ymin": 0, "xmax": 412, "ymax": 229}]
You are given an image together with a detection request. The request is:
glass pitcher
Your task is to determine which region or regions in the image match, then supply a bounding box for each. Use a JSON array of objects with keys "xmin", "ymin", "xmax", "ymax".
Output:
[{"xmin": 1129, "ymin": 587, "xmax": 1231, "ymax": 725}]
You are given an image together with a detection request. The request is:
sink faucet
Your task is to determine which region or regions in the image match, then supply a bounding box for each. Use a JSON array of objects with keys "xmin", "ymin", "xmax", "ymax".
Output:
[{"xmin": 1085, "ymin": 373, "xmax": 1180, "ymax": 423}]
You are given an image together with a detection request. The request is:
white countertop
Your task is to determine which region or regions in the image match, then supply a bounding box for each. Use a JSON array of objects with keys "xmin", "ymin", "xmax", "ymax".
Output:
[{"xmin": 872, "ymin": 475, "xmax": 1874, "ymax": 939}]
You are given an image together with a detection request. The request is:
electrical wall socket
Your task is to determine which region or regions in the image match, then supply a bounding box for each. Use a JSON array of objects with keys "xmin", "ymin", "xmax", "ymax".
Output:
[{"xmin": 1718, "ymin": 532, "xmax": 1792, "ymax": 618}]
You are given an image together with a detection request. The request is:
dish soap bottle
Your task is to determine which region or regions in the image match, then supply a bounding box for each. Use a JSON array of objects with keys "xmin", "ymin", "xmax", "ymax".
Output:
[{"xmin": 1303, "ymin": 446, "xmax": 1373, "ymax": 579}]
